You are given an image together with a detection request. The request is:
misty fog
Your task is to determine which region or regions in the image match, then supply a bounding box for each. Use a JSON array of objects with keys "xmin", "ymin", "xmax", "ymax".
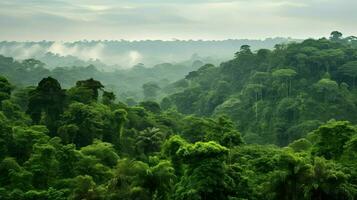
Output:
[{"xmin": 0, "ymin": 38, "xmax": 298, "ymax": 71}]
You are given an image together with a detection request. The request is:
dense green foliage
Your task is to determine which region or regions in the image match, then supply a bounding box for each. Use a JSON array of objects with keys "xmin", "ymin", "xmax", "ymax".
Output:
[
  {"xmin": 163, "ymin": 32, "xmax": 357, "ymax": 145},
  {"xmin": 0, "ymin": 32, "xmax": 357, "ymax": 199}
]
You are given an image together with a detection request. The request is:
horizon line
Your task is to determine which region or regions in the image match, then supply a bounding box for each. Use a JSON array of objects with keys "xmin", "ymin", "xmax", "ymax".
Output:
[{"xmin": 0, "ymin": 37, "xmax": 306, "ymax": 43}]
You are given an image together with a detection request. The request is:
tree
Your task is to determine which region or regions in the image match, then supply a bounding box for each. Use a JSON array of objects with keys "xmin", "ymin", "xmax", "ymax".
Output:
[
  {"xmin": 139, "ymin": 101, "xmax": 161, "ymax": 113},
  {"xmin": 330, "ymin": 31, "xmax": 343, "ymax": 41},
  {"xmin": 142, "ymin": 82, "xmax": 160, "ymax": 100},
  {"xmin": 242, "ymin": 83, "xmax": 264, "ymax": 121},
  {"xmin": 113, "ymin": 109, "xmax": 128, "ymax": 147},
  {"xmin": 288, "ymin": 138, "xmax": 312, "ymax": 152},
  {"xmin": 80, "ymin": 140, "xmax": 119, "ymax": 167},
  {"xmin": 0, "ymin": 157, "xmax": 32, "ymax": 190},
  {"xmin": 2, "ymin": 99, "xmax": 29, "ymax": 122},
  {"xmin": 185, "ymin": 71, "xmax": 199, "ymax": 80},
  {"xmin": 173, "ymin": 141, "xmax": 231, "ymax": 200},
  {"xmin": 235, "ymin": 45, "xmax": 252, "ymax": 57},
  {"xmin": 313, "ymin": 78, "xmax": 339, "ymax": 102},
  {"xmin": 56, "ymin": 144, "xmax": 79, "ymax": 178},
  {"xmin": 266, "ymin": 151, "xmax": 314, "ymax": 200},
  {"xmin": 203, "ymin": 116, "xmax": 243, "ymax": 147},
  {"xmin": 70, "ymin": 175, "xmax": 105, "ymax": 200},
  {"xmin": 135, "ymin": 127, "xmax": 165, "ymax": 155},
  {"xmin": 311, "ymin": 120, "xmax": 357, "ymax": 160},
  {"xmin": 102, "ymin": 91, "xmax": 116, "ymax": 105},
  {"xmin": 108, "ymin": 158, "xmax": 151, "ymax": 199},
  {"xmin": 108, "ymin": 158, "xmax": 175, "ymax": 200},
  {"xmin": 75, "ymin": 153, "xmax": 113, "ymax": 184},
  {"xmin": 243, "ymin": 83, "xmax": 264, "ymax": 101},
  {"xmin": 27, "ymin": 77, "xmax": 66, "ymax": 134},
  {"xmin": 24, "ymin": 143, "xmax": 59, "ymax": 189},
  {"xmin": 160, "ymin": 97, "xmax": 172, "ymax": 110},
  {"xmin": 272, "ymin": 68, "xmax": 297, "ymax": 97},
  {"xmin": 22, "ymin": 58, "xmax": 45, "ymax": 69},
  {"xmin": 0, "ymin": 112, "xmax": 12, "ymax": 159},
  {"xmin": 57, "ymin": 124, "xmax": 79, "ymax": 144},
  {"xmin": 0, "ymin": 76, "xmax": 12, "ymax": 105},
  {"xmin": 304, "ymin": 157, "xmax": 355, "ymax": 200},
  {"xmin": 250, "ymin": 71, "xmax": 270, "ymax": 85},
  {"xmin": 148, "ymin": 159, "xmax": 176, "ymax": 200},
  {"xmin": 75, "ymin": 78, "xmax": 104, "ymax": 102},
  {"xmin": 339, "ymin": 61, "xmax": 357, "ymax": 88},
  {"xmin": 12, "ymin": 86, "xmax": 35, "ymax": 111},
  {"xmin": 67, "ymin": 86, "xmax": 94, "ymax": 104},
  {"xmin": 266, "ymin": 149, "xmax": 356, "ymax": 200},
  {"xmin": 220, "ymin": 130, "xmax": 244, "ymax": 148},
  {"xmin": 162, "ymin": 135, "xmax": 188, "ymax": 176},
  {"xmin": 59, "ymin": 103, "xmax": 109, "ymax": 147},
  {"xmin": 11, "ymin": 125, "xmax": 50, "ymax": 162}
]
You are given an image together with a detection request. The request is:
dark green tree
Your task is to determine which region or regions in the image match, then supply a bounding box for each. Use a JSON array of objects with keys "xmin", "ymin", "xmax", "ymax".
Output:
[
  {"xmin": 312, "ymin": 120, "xmax": 357, "ymax": 160},
  {"xmin": 330, "ymin": 31, "xmax": 343, "ymax": 41},
  {"xmin": 27, "ymin": 77, "xmax": 66, "ymax": 134},
  {"xmin": 173, "ymin": 141, "xmax": 231, "ymax": 200},
  {"xmin": 142, "ymin": 82, "xmax": 160, "ymax": 100},
  {"xmin": 135, "ymin": 127, "xmax": 165, "ymax": 156},
  {"xmin": 102, "ymin": 91, "xmax": 115, "ymax": 105},
  {"xmin": 0, "ymin": 76, "xmax": 12, "ymax": 105},
  {"xmin": 339, "ymin": 61, "xmax": 357, "ymax": 88},
  {"xmin": 75, "ymin": 78, "xmax": 104, "ymax": 102}
]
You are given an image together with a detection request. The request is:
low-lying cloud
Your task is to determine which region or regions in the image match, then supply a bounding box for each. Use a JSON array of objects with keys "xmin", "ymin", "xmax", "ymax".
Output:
[
  {"xmin": 0, "ymin": 42, "xmax": 145, "ymax": 69},
  {"xmin": 48, "ymin": 42, "xmax": 105, "ymax": 61}
]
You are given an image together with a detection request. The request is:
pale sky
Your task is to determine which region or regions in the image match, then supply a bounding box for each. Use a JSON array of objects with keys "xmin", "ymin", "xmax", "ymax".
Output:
[{"xmin": 0, "ymin": 0, "xmax": 355, "ymax": 41}]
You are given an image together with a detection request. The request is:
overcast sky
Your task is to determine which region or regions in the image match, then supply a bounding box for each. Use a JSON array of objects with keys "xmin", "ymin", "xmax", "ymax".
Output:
[{"xmin": 0, "ymin": 0, "xmax": 355, "ymax": 41}]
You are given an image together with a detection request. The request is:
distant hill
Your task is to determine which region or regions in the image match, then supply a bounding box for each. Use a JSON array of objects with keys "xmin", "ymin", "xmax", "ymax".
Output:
[{"xmin": 0, "ymin": 38, "xmax": 300, "ymax": 70}]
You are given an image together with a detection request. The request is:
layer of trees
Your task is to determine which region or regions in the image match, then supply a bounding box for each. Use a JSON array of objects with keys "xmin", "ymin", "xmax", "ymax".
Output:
[
  {"xmin": 0, "ymin": 32, "xmax": 356, "ymax": 199},
  {"xmin": 0, "ymin": 56, "xmax": 204, "ymax": 102},
  {"xmin": 163, "ymin": 32, "xmax": 357, "ymax": 145},
  {"xmin": 0, "ymin": 76, "xmax": 356, "ymax": 199}
]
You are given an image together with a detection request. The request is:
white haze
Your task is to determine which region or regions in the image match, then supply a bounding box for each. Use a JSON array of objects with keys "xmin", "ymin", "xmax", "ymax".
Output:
[
  {"xmin": 48, "ymin": 42, "xmax": 105, "ymax": 61},
  {"xmin": 0, "ymin": 38, "xmax": 299, "ymax": 70},
  {"xmin": 0, "ymin": 42, "xmax": 146, "ymax": 69}
]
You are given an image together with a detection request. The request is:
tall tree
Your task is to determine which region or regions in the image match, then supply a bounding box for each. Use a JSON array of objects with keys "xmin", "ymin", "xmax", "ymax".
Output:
[
  {"xmin": 272, "ymin": 68, "xmax": 297, "ymax": 97},
  {"xmin": 102, "ymin": 91, "xmax": 116, "ymax": 105},
  {"xmin": 0, "ymin": 76, "xmax": 12, "ymax": 105},
  {"xmin": 339, "ymin": 61, "xmax": 357, "ymax": 88},
  {"xmin": 173, "ymin": 141, "xmax": 231, "ymax": 200},
  {"xmin": 27, "ymin": 77, "xmax": 66, "ymax": 134},
  {"xmin": 312, "ymin": 120, "xmax": 357, "ymax": 160},
  {"xmin": 330, "ymin": 31, "xmax": 343, "ymax": 41},
  {"xmin": 75, "ymin": 78, "xmax": 104, "ymax": 102}
]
